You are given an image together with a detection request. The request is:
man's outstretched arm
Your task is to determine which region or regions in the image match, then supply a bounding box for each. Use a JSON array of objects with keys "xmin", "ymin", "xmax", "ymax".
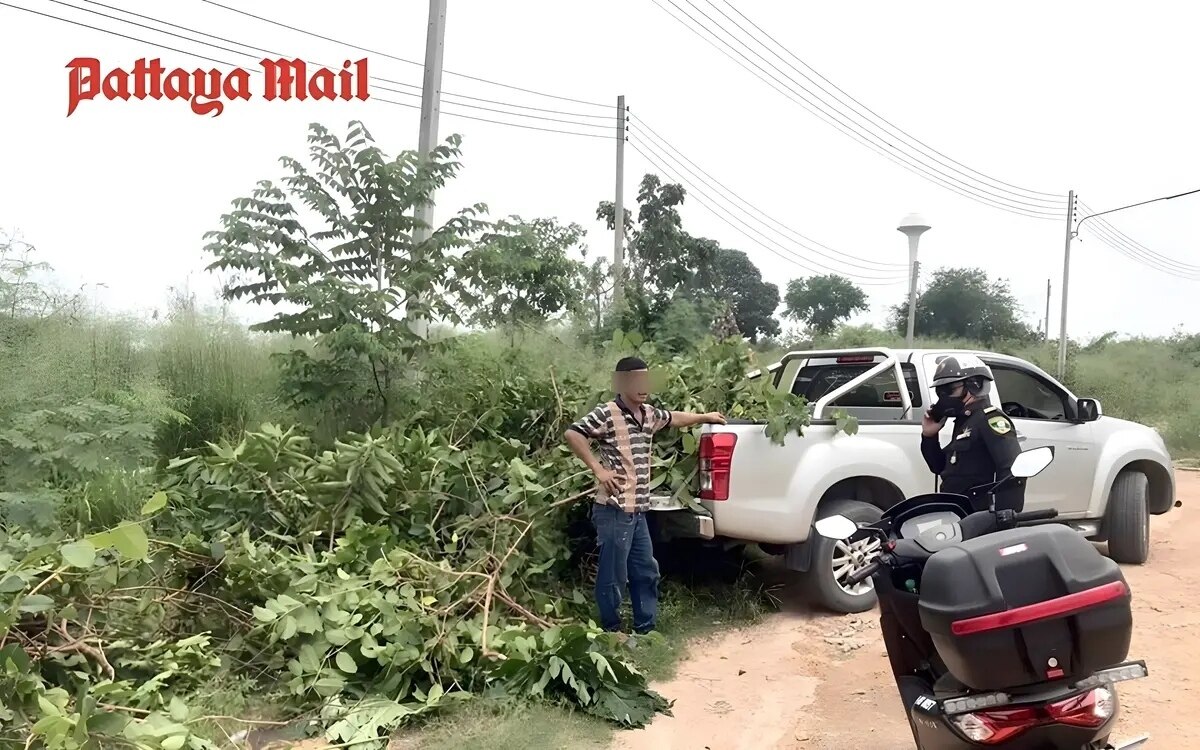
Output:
[{"xmin": 668, "ymin": 410, "xmax": 726, "ymax": 428}]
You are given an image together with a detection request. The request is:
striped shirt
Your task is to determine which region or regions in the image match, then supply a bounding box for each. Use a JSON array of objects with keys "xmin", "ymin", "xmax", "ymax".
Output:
[{"xmin": 569, "ymin": 397, "xmax": 673, "ymax": 513}]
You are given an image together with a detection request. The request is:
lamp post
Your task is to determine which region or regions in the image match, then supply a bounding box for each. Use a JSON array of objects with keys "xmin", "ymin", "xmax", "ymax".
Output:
[{"xmin": 898, "ymin": 213, "xmax": 931, "ymax": 348}]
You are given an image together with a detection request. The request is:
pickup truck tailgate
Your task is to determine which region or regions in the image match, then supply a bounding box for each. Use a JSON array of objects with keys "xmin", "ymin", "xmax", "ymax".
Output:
[{"xmin": 697, "ymin": 422, "xmax": 837, "ymax": 543}]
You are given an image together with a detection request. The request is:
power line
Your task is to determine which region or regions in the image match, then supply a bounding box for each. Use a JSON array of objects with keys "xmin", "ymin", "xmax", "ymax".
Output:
[
  {"xmin": 10, "ymin": 1, "xmax": 615, "ymax": 139},
  {"xmin": 649, "ymin": 0, "xmax": 1065, "ymax": 220},
  {"xmin": 713, "ymin": 0, "xmax": 1066, "ymax": 202},
  {"xmin": 199, "ymin": 0, "xmax": 611, "ymax": 109},
  {"xmin": 629, "ymin": 115, "xmax": 909, "ymax": 273},
  {"xmin": 682, "ymin": 0, "xmax": 1067, "ymax": 213},
  {"xmin": 1075, "ymin": 202, "xmax": 1200, "ymax": 278},
  {"xmin": 60, "ymin": 0, "xmax": 616, "ymax": 131},
  {"xmin": 665, "ymin": 0, "xmax": 1065, "ymax": 215},
  {"xmin": 629, "ymin": 139, "xmax": 909, "ymax": 284},
  {"xmin": 82, "ymin": 1, "xmax": 619, "ymax": 121}
]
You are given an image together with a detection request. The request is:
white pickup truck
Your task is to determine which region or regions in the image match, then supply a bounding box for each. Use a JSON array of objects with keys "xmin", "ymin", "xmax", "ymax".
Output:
[{"xmin": 652, "ymin": 347, "xmax": 1177, "ymax": 614}]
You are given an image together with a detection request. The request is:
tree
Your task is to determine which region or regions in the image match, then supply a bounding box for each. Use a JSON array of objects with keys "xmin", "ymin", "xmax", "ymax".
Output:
[
  {"xmin": 203, "ymin": 121, "xmax": 487, "ymax": 430},
  {"xmin": 459, "ymin": 216, "xmax": 587, "ymax": 342},
  {"xmin": 595, "ymin": 175, "xmax": 779, "ymax": 343},
  {"xmin": 701, "ymin": 247, "xmax": 781, "ymax": 342},
  {"xmin": 783, "ymin": 274, "xmax": 868, "ymax": 336},
  {"xmin": 886, "ymin": 267, "xmax": 1035, "ymax": 343}
]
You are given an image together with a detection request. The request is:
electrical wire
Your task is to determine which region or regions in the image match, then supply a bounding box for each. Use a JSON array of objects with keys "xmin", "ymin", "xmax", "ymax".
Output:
[
  {"xmin": 1079, "ymin": 201, "xmax": 1200, "ymax": 274},
  {"xmin": 683, "ymin": 0, "xmax": 1068, "ymax": 212},
  {"xmin": 629, "ymin": 115, "xmax": 909, "ymax": 273},
  {"xmin": 1075, "ymin": 201, "xmax": 1200, "ymax": 278},
  {"xmin": 86, "ymin": 0, "xmax": 620, "ymax": 122},
  {"xmin": 59, "ymin": 0, "xmax": 619, "ymax": 130},
  {"xmin": 199, "ymin": 0, "xmax": 612, "ymax": 110},
  {"xmin": 7, "ymin": 1, "xmax": 617, "ymax": 139},
  {"xmin": 629, "ymin": 139, "xmax": 909, "ymax": 284},
  {"xmin": 665, "ymin": 0, "xmax": 1066, "ymax": 216},
  {"xmin": 650, "ymin": 0, "xmax": 1066, "ymax": 220},
  {"xmin": 712, "ymin": 0, "xmax": 1066, "ymax": 202}
]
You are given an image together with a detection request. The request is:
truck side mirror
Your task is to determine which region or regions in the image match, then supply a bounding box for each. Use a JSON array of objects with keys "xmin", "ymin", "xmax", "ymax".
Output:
[{"xmin": 1076, "ymin": 398, "xmax": 1101, "ymax": 422}]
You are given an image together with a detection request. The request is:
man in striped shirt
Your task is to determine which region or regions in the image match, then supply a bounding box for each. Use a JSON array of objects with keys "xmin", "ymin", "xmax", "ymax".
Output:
[{"xmin": 565, "ymin": 356, "xmax": 726, "ymax": 635}]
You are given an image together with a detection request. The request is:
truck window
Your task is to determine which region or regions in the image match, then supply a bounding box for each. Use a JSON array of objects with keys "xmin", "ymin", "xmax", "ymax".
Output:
[
  {"xmin": 792, "ymin": 363, "xmax": 923, "ymax": 408},
  {"xmin": 990, "ymin": 365, "xmax": 1068, "ymax": 420}
]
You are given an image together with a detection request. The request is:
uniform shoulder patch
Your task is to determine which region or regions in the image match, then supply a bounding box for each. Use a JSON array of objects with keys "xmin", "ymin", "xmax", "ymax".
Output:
[{"xmin": 987, "ymin": 414, "xmax": 1013, "ymax": 435}]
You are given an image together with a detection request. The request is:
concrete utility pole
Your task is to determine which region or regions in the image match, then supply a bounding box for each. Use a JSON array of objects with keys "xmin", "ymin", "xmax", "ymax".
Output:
[
  {"xmin": 1044, "ymin": 278, "xmax": 1051, "ymax": 343},
  {"xmin": 612, "ymin": 95, "xmax": 627, "ymax": 312},
  {"xmin": 407, "ymin": 0, "xmax": 448, "ymax": 339},
  {"xmin": 898, "ymin": 213, "xmax": 931, "ymax": 348},
  {"xmin": 1056, "ymin": 190, "xmax": 1076, "ymax": 380}
]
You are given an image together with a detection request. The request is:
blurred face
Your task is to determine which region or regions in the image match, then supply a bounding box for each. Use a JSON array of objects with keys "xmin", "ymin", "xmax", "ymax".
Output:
[{"xmin": 614, "ymin": 369, "xmax": 651, "ymax": 405}]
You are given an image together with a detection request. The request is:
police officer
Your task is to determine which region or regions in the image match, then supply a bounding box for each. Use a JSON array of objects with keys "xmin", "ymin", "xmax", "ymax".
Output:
[{"xmin": 920, "ymin": 354, "xmax": 1025, "ymax": 512}]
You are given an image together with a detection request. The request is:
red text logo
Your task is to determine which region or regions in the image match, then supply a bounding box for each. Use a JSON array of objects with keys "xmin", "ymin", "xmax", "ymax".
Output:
[{"xmin": 65, "ymin": 57, "xmax": 371, "ymax": 117}]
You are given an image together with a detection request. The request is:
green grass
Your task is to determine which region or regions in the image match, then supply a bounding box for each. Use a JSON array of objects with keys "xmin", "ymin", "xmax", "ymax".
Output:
[{"xmin": 392, "ymin": 700, "xmax": 610, "ymax": 750}]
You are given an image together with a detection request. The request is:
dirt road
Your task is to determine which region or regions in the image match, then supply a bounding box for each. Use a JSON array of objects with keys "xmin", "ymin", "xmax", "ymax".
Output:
[{"xmin": 614, "ymin": 470, "xmax": 1198, "ymax": 750}]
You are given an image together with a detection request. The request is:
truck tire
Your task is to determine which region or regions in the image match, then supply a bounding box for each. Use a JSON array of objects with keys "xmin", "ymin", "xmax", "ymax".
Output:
[
  {"xmin": 804, "ymin": 499, "xmax": 884, "ymax": 614},
  {"xmin": 1106, "ymin": 470, "xmax": 1150, "ymax": 565}
]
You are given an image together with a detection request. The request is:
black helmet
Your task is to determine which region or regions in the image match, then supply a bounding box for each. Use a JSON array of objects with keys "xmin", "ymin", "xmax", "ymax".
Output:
[{"xmin": 932, "ymin": 354, "xmax": 993, "ymax": 396}]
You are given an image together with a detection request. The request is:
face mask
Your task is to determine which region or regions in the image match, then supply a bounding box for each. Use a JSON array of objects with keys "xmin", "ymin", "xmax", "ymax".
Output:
[{"xmin": 930, "ymin": 394, "xmax": 966, "ymax": 421}]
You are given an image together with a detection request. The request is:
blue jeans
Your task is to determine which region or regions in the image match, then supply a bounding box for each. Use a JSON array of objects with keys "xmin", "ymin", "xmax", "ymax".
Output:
[{"xmin": 591, "ymin": 503, "xmax": 660, "ymax": 634}]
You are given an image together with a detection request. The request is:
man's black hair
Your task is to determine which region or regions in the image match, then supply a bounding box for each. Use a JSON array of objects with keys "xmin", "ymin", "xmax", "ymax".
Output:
[{"xmin": 614, "ymin": 356, "xmax": 648, "ymax": 372}]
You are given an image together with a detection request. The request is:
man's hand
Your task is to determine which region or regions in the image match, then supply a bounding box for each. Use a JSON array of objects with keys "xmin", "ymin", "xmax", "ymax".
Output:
[
  {"xmin": 594, "ymin": 466, "xmax": 623, "ymax": 495},
  {"xmin": 921, "ymin": 409, "xmax": 946, "ymax": 437},
  {"xmin": 704, "ymin": 411, "xmax": 727, "ymax": 425}
]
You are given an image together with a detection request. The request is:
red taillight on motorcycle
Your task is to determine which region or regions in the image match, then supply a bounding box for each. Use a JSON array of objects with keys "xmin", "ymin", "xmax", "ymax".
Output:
[
  {"xmin": 698, "ymin": 432, "xmax": 737, "ymax": 501},
  {"xmin": 1047, "ymin": 687, "xmax": 1114, "ymax": 728},
  {"xmin": 949, "ymin": 687, "xmax": 1114, "ymax": 743},
  {"xmin": 950, "ymin": 707, "xmax": 1040, "ymax": 744}
]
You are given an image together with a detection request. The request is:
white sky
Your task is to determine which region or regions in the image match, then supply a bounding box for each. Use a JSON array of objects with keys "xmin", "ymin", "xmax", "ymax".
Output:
[{"xmin": 2, "ymin": 0, "xmax": 1198, "ymax": 340}]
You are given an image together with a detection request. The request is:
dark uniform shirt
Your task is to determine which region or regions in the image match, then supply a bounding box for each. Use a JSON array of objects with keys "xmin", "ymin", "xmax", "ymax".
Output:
[{"xmin": 921, "ymin": 398, "xmax": 1025, "ymax": 512}]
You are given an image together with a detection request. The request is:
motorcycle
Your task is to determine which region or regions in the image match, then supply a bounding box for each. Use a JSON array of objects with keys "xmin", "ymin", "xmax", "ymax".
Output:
[{"xmin": 814, "ymin": 445, "xmax": 1150, "ymax": 750}]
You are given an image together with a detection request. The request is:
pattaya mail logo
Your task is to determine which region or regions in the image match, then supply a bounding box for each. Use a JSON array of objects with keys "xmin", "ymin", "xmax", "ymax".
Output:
[{"xmin": 65, "ymin": 57, "xmax": 370, "ymax": 117}]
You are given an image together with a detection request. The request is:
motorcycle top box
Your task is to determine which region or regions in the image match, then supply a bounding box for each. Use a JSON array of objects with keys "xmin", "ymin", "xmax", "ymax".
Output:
[{"xmin": 918, "ymin": 523, "xmax": 1133, "ymax": 692}]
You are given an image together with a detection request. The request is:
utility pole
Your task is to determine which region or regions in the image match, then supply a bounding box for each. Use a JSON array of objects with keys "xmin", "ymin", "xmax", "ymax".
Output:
[
  {"xmin": 612, "ymin": 95, "xmax": 626, "ymax": 313},
  {"xmin": 406, "ymin": 0, "xmax": 448, "ymax": 339},
  {"xmin": 1056, "ymin": 190, "xmax": 1076, "ymax": 380},
  {"xmin": 1043, "ymin": 278, "xmax": 1051, "ymax": 343}
]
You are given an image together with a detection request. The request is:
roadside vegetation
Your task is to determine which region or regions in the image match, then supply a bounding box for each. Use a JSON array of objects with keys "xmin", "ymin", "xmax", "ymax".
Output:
[{"xmin": 2, "ymin": 121, "xmax": 1195, "ymax": 749}]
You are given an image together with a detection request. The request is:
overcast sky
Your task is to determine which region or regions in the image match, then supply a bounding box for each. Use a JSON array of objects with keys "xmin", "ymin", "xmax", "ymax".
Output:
[{"xmin": 2, "ymin": 0, "xmax": 1198, "ymax": 340}]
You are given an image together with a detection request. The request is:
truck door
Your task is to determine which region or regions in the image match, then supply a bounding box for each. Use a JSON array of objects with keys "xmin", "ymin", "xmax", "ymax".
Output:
[{"xmin": 982, "ymin": 360, "xmax": 1098, "ymax": 517}]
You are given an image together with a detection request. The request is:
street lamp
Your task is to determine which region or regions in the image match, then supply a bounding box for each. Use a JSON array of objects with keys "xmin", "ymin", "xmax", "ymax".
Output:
[
  {"xmin": 1057, "ymin": 186, "xmax": 1200, "ymax": 379},
  {"xmin": 898, "ymin": 213, "xmax": 931, "ymax": 348}
]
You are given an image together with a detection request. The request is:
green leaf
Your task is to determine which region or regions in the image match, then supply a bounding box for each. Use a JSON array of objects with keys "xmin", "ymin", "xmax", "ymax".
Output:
[
  {"xmin": 19, "ymin": 594, "xmax": 55, "ymax": 614},
  {"xmin": 0, "ymin": 574, "xmax": 26, "ymax": 593},
  {"xmin": 60, "ymin": 540, "xmax": 96, "ymax": 569},
  {"xmin": 141, "ymin": 491, "xmax": 168, "ymax": 515},
  {"xmin": 335, "ymin": 651, "xmax": 358, "ymax": 674},
  {"xmin": 108, "ymin": 522, "xmax": 149, "ymax": 560},
  {"xmin": 161, "ymin": 734, "xmax": 186, "ymax": 750},
  {"xmin": 252, "ymin": 606, "xmax": 278, "ymax": 623},
  {"xmin": 168, "ymin": 696, "xmax": 188, "ymax": 722}
]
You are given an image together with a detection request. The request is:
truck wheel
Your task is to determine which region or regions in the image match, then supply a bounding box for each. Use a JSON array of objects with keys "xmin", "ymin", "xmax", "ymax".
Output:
[
  {"xmin": 804, "ymin": 499, "xmax": 884, "ymax": 614},
  {"xmin": 1106, "ymin": 470, "xmax": 1150, "ymax": 565}
]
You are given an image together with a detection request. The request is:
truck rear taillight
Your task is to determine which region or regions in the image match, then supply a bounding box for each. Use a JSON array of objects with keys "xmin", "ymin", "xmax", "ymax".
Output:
[
  {"xmin": 835, "ymin": 355, "xmax": 875, "ymax": 364},
  {"xmin": 699, "ymin": 432, "xmax": 737, "ymax": 501}
]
